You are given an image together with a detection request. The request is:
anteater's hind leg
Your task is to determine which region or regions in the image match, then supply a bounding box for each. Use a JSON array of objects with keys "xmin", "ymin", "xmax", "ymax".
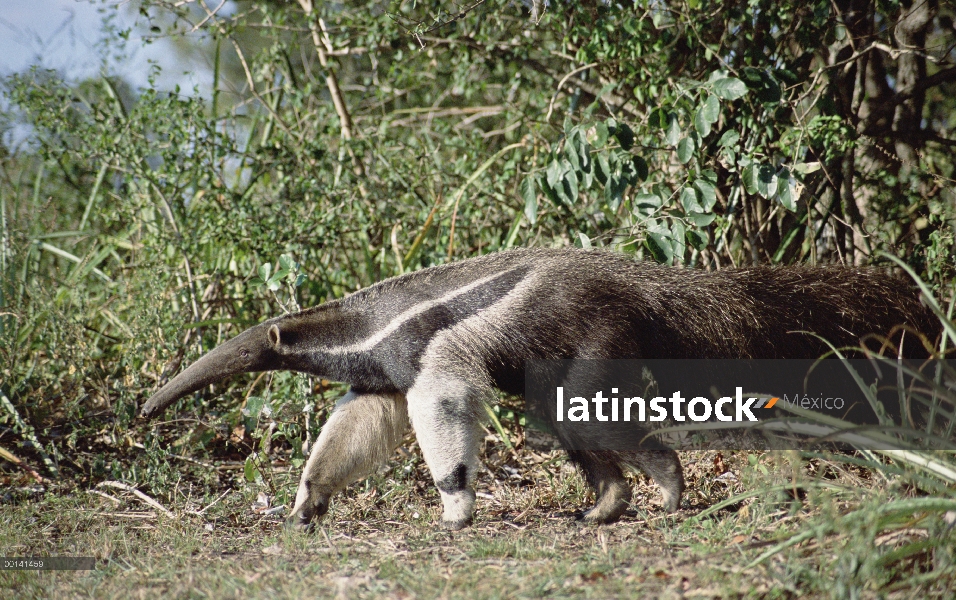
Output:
[
  {"xmin": 570, "ymin": 448, "xmax": 684, "ymax": 522},
  {"xmin": 621, "ymin": 448, "xmax": 684, "ymax": 513},
  {"xmin": 287, "ymin": 390, "xmax": 409, "ymax": 530},
  {"xmin": 570, "ymin": 450, "xmax": 632, "ymax": 524}
]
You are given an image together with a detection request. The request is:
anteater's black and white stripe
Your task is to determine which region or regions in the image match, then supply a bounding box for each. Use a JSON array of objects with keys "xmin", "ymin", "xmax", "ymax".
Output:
[{"xmin": 140, "ymin": 248, "xmax": 938, "ymax": 530}]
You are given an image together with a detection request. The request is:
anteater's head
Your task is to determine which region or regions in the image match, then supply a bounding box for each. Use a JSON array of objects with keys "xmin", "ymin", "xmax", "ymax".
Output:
[{"xmin": 140, "ymin": 320, "xmax": 290, "ymax": 418}]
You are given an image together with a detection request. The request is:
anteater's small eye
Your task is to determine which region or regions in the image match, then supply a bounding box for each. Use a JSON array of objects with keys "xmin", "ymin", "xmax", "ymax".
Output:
[{"xmin": 240, "ymin": 349, "xmax": 249, "ymax": 358}]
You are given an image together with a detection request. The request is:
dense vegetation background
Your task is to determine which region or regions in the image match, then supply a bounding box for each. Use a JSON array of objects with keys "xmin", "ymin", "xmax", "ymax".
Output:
[{"xmin": 2, "ymin": 1, "xmax": 956, "ymax": 595}]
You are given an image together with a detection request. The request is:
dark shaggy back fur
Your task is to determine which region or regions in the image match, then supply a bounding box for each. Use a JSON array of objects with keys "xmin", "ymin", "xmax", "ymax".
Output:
[{"xmin": 407, "ymin": 250, "xmax": 942, "ymax": 394}]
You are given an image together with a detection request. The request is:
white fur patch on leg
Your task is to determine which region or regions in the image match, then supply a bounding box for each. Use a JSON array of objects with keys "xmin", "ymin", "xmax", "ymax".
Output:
[
  {"xmin": 406, "ymin": 370, "xmax": 483, "ymax": 530},
  {"xmin": 439, "ymin": 489, "xmax": 476, "ymax": 530}
]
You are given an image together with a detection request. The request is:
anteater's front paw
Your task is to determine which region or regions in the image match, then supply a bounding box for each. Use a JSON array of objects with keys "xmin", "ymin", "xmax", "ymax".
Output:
[
  {"xmin": 285, "ymin": 514, "xmax": 315, "ymax": 532},
  {"xmin": 285, "ymin": 496, "xmax": 328, "ymax": 532},
  {"xmin": 441, "ymin": 516, "xmax": 473, "ymax": 531}
]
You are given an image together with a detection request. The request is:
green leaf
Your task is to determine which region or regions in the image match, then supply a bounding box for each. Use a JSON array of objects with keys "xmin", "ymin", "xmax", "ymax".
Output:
[
  {"xmin": 258, "ymin": 263, "xmax": 272, "ymax": 283},
  {"xmin": 581, "ymin": 165, "xmax": 594, "ymax": 190},
  {"xmin": 722, "ymin": 147, "xmax": 737, "ymax": 166},
  {"xmin": 278, "ymin": 254, "xmax": 294, "ymax": 271},
  {"xmin": 666, "ymin": 114, "xmax": 681, "ymax": 146},
  {"xmin": 577, "ymin": 138, "xmax": 592, "ymax": 173},
  {"xmin": 717, "ymin": 129, "xmax": 740, "ymax": 148},
  {"xmin": 775, "ymin": 168, "xmax": 797, "ymax": 211},
  {"xmin": 742, "ymin": 162, "xmax": 759, "ymax": 194},
  {"xmin": 741, "ymin": 68, "xmax": 782, "ymax": 103},
  {"xmin": 649, "ymin": 108, "xmax": 667, "ymax": 129},
  {"xmin": 290, "ymin": 441, "xmax": 305, "ymax": 468},
  {"xmin": 614, "ymin": 122, "xmax": 634, "ymax": 151},
  {"xmin": 793, "ymin": 161, "xmax": 821, "ymax": 175},
  {"xmin": 670, "ymin": 221, "xmax": 686, "ymax": 258},
  {"xmin": 694, "ymin": 179, "xmax": 717, "ymax": 211},
  {"xmin": 686, "ymin": 211, "xmax": 717, "ymax": 227},
  {"xmin": 244, "ymin": 454, "xmax": 264, "ymax": 484},
  {"xmin": 645, "ymin": 229, "xmax": 673, "ymax": 264},
  {"xmin": 565, "ymin": 137, "xmax": 581, "ymax": 171},
  {"xmin": 757, "ymin": 71, "xmax": 782, "ymax": 103},
  {"xmin": 540, "ymin": 175, "xmax": 563, "ymax": 207},
  {"xmin": 244, "ymin": 395, "xmax": 266, "ymax": 417},
  {"xmin": 595, "ymin": 153, "xmax": 611, "ymax": 185},
  {"xmin": 757, "ymin": 164, "xmax": 777, "ymax": 199},
  {"xmin": 294, "ymin": 273, "xmax": 307, "ymax": 287},
  {"xmin": 694, "ymin": 109, "xmax": 711, "ymax": 137},
  {"xmin": 681, "ymin": 186, "xmax": 702, "ymax": 212},
  {"xmin": 546, "ymin": 159, "xmax": 564, "ymax": 189},
  {"xmin": 687, "ymin": 228, "xmax": 709, "ymax": 249},
  {"xmin": 605, "ymin": 175, "xmax": 627, "ymax": 207},
  {"xmin": 562, "ymin": 168, "xmax": 579, "ymax": 202},
  {"xmin": 634, "ymin": 193, "xmax": 662, "ymax": 211},
  {"xmin": 713, "ymin": 77, "xmax": 748, "ymax": 100},
  {"xmin": 632, "ymin": 156, "xmax": 648, "ymax": 182},
  {"xmin": 652, "ymin": 182, "xmax": 673, "ymax": 202},
  {"xmin": 594, "ymin": 122, "xmax": 609, "ymax": 146},
  {"xmin": 570, "ymin": 129, "xmax": 591, "ymax": 171},
  {"xmin": 244, "ymin": 456, "xmax": 258, "ymax": 483},
  {"xmin": 701, "ymin": 94, "xmax": 719, "ymax": 123},
  {"xmin": 677, "ymin": 137, "xmax": 695, "ymax": 163},
  {"xmin": 521, "ymin": 177, "xmax": 538, "ymax": 225},
  {"xmin": 576, "ymin": 231, "xmax": 592, "ymax": 249}
]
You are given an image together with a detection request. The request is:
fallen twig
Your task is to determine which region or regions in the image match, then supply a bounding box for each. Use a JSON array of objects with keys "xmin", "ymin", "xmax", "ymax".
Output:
[
  {"xmin": 87, "ymin": 489, "xmax": 122, "ymax": 505},
  {"xmin": 0, "ymin": 390, "xmax": 58, "ymax": 478},
  {"xmin": 96, "ymin": 512, "xmax": 158, "ymax": 520},
  {"xmin": 97, "ymin": 481, "xmax": 176, "ymax": 519},
  {"xmin": 186, "ymin": 489, "xmax": 232, "ymax": 517},
  {"xmin": 0, "ymin": 444, "xmax": 46, "ymax": 483}
]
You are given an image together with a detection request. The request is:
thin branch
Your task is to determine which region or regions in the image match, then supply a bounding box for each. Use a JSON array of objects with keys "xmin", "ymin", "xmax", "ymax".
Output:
[
  {"xmin": 388, "ymin": 0, "xmax": 491, "ymax": 45},
  {"xmin": 191, "ymin": 0, "xmax": 228, "ymax": 33},
  {"xmin": 858, "ymin": 67, "xmax": 956, "ymax": 134},
  {"xmin": 297, "ymin": 0, "xmax": 354, "ymax": 140},
  {"xmin": 97, "ymin": 481, "xmax": 176, "ymax": 519},
  {"xmin": 546, "ymin": 62, "xmax": 599, "ymax": 123},
  {"xmin": 296, "ymin": 1, "xmax": 368, "ymax": 197},
  {"xmin": 419, "ymin": 36, "xmax": 640, "ymax": 118},
  {"xmin": 228, "ymin": 38, "xmax": 295, "ymax": 139},
  {"xmin": 926, "ymin": 133, "xmax": 956, "ymax": 148},
  {"xmin": 0, "ymin": 444, "xmax": 45, "ymax": 483}
]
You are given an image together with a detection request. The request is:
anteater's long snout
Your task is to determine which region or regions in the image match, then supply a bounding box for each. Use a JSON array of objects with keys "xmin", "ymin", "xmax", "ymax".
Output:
[{"xmin": 140, "ymin": 324, "xmax": 278, "ymax": 418}]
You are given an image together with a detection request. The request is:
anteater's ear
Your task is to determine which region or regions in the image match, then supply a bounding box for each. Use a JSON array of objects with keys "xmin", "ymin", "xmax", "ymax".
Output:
[{"xmin": 268, "ymin": 324, "xmax": 282, "ymax": 349}]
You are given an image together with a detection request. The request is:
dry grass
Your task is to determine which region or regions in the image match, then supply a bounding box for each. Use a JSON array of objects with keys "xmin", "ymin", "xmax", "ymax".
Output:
[{"xmin": 2, "ymin": 430, "xmax": 955, "ymax": 599}]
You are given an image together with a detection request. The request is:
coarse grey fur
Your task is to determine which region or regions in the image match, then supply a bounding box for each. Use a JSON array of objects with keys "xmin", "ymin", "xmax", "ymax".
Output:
[{"xmin": 140, "ymin": 248, "xmax": 939, "ymax": 530}]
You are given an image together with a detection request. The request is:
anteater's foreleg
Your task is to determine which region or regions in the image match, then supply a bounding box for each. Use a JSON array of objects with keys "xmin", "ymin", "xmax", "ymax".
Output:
[
  {"xmin": 287, "ymin": 390, "xmax": 408, "ymax": 530},
  {"xmin": 406, "ymin": 371, "xmax": 484, "ymax": 530}
]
